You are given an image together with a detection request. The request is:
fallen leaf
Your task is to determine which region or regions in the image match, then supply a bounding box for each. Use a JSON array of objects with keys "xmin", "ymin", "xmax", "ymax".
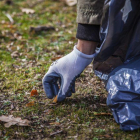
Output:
[
  {"xmin": 21, "ymin": 8, "xmax": 35, "ymax": 14},
  {"xmin": 30, "ymin": 26, "xmax": 55, "ymax": 33},
  {"xmin": 94, "ymin": 112, "xmax": 112, "ymax": 116},
  {"xmin": 100, "ymin": 103, "xmax": 106, "ymax": 106},
  {"xmin": 51, "ymin": 56, "xmax": 62, "ymax": 61},
  {"xmin": 11, "ymin": 51, "xmax": 20, "ymax": 58},
  {"xmin": 49, "ymin": 122, "xmax": 60, "ymax": 125},
  {"xmin": 44, "ymin": 109, "xmax": 52, "ymax": 115},
  {"xmin": 65, "ymin": 0, "xmax": 77, "ymax": 6},
  {"xmin": 53, "ymin": 95, "xmax": 58, "ymax": 103},
  {"xmin": 0, "ymin": 115, "xmax": 30, "ymax": 128},
  {"xmin": 50, "ymin": 130, "xmax": 63, "ymax": 136},
  {"xmin": 30, "ymin": 89, "xmax": 38, "ymax": 97},
  {"xmin": 10, "ymin": 103, "xmax": 14, "ymax": 110},
  {"xmin": 26, "ymin": 101, "xmax": 35, "ymax": 107}
]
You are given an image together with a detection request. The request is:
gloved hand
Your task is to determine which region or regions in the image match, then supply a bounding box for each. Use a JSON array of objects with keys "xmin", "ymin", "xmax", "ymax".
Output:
[{"xmin": 42, "ymin": 45, "xmax": 96, "ymax": 102}]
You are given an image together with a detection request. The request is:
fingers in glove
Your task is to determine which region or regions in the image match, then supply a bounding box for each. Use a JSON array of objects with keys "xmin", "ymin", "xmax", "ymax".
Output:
[
  {"xmin": 57, "ymin": 94, "xmax": 66, "ymax": 102},
  {"xmin": 43, "ymin": 74, "xmax": 59, "ymax": 99},
  {"xmin": 43, "ymin": 82, "xmax": 54, "ymax": 99},
  {"xmin": 52, "ymin": 79, "xmax": 59, "ymax": 96},
  {"xmin": 57, "ymin": 78, "xmax": 76, "ymax": 101},
  {"xmin": 66, "ymin": 90, "xmax": 72, "ymax": 97}
]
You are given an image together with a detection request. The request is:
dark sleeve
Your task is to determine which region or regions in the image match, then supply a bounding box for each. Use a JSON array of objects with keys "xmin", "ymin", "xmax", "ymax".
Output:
[{"xmin": 76, "ymin": 23, "xmax": 100, "ymax": 42}]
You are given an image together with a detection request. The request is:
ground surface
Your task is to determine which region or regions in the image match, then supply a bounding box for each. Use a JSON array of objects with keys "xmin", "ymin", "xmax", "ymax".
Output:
[{"xmin": 0, "ymin": 0, "xmax": 140, "ymax": 139}]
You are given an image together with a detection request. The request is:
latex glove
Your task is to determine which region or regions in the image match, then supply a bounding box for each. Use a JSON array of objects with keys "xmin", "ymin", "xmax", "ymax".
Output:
[{"xmin": 42, "ymin": 45, "xmax": 96, "ymax": 102}]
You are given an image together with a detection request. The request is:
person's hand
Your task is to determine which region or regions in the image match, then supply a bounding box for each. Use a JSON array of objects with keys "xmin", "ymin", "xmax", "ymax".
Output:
[{"xmin": 42, "ymin": 45, "xmax": 96, "ymax": 102}]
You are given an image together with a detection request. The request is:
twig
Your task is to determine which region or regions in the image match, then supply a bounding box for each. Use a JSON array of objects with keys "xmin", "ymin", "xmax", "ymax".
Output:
[
  {"xmin": 50, "ymin": 130, "xmax": 63, "ymax": 136},
  {"xmin": 4, "ymin": 13, "xmax": 14, "ymax": 24}
]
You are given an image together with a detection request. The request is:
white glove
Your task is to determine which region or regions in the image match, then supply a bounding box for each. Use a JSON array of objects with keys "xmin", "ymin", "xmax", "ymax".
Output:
[{"xmin": 42, "ymin": 45, "xmax": 96, "ymax": 102}]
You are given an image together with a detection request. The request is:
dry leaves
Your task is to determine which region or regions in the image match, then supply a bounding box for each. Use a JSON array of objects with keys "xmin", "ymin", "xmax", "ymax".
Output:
[
  {"xmin": 50, "ymin": 130, "xmax": 63, "ymax": 136},
  {"xmin": 94, "ymin": 113, "xmax": 112, "ymax": 116},
  {"xmin": 44, "ymin": 109, "xmax": 52, "ymax": 115},
  {"xmin": 0, "ymin": 115, "xmax": 30, "ymax": 128},
  {"xmin": 11, "ymin": 51, "xmax": 20, "ymax": 58},
  {"xmin": 49, "ymin": 122, "xmax": 60, "ymax": 125},
  {"xmin": 26, "ymin": 101, "xmax": 35, "ymax": 107}
]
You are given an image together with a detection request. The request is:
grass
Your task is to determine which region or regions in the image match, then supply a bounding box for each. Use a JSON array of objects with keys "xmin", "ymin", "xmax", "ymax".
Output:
[{"xmin": 0, "ymin": 0, "xmax": 140, "ymax": 139}]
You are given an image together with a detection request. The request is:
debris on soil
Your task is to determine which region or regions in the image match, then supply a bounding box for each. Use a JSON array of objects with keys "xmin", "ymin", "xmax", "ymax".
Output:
[
  {"xmin": 50, "ymin": 130, "xmax": 63, "ymax": 136},
  {"xmin": 11, "ymin": 51, "xmax": 20, "ymax": 58},
  {"xmin": 26, "ymin": 101, "xmax": 35, "ymax": 107},
  {"xmin": 30, "ymin": 26, "xmax": 55, "ymax": 33},
  {"xmin": 65, "ymin": 0, "xmax": 77, "ymax": 6},
  {"xmin": 49, "ymin": 122, "xmax": 60, "ymax": 125},
  {"xmin": 21, "ymin": 8, "xmax": 35, "ymax": 14},
  {"xmin": 51, "ymin": 56, "xmax": 62, "ymax": 61},
  {"xmin": 94, "ymin": 112, "xmax": 112, "ymax": 116}
]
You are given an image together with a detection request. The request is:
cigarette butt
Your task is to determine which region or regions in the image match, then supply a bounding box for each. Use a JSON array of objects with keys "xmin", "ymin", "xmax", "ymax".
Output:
[{"xmin": 53, "ymin": 95, "xmax": 58, "ymax": 103}]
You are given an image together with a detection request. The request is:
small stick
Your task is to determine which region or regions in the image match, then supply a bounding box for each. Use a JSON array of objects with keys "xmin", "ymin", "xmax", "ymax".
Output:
[
  {"xmin": 4, "ymin": 13, "xmax": 14, "ymax": 24},
  {"xmin": 53, "ymin": 95, "xmax": 58, "ymax": 103}
]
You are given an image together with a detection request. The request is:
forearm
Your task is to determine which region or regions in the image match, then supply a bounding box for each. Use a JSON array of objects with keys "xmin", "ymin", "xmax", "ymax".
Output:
[
  {"xmin": 76, "ymin": 23, "xmax": 100, "ymax": 55},
  {"xmin": 76, "ymin": 0, "xmax": 104, "ymax": 55},
  {"xmin": 77, "ymin": 39, "xmax": 98, "ymax": 55}
]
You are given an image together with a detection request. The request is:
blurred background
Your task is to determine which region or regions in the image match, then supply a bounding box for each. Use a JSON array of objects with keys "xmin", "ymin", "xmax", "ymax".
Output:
[{"xmin": 0, "ymin": 0, "xmax": 77, "ymax": 92}]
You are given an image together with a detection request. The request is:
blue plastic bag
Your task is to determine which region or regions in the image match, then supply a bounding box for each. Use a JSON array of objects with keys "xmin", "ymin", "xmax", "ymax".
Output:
[
  {"xmin": 106, "ymin": 56, "xmax": 140, "ymax": 131},
  {"xmin": 94, "ymin": 0, "xmax": 140, "ymax": 130}
]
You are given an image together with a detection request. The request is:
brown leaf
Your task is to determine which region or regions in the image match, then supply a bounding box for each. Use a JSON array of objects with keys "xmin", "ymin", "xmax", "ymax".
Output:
[
  {"xmin": 30, "ymin": 26, "xmax": 55, "ymax": 33},
  {"xmin": 51, "ymin": 57, "xmax": 62, "ymax": 61},
  {"xmin": 49, "ymin": 122, "xmax": 60, "ymax": 125},
  {"xmin": 30, "ymin": 89, "xmax": 38, "ymax": 97},
  {"xmin": 26, "ymin": 101, "xmax": 35, "ymax": 107},
  {"xmin": 94, "ymin": 112, "xmax": 112, "ymax": 116},
  {"xmin": 100, "ymin": 103, "xmax": 106, "ymax": 107},
  {"xmin": 0, "ymin": 115, "xmax": 30, "ymax": 128}
]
